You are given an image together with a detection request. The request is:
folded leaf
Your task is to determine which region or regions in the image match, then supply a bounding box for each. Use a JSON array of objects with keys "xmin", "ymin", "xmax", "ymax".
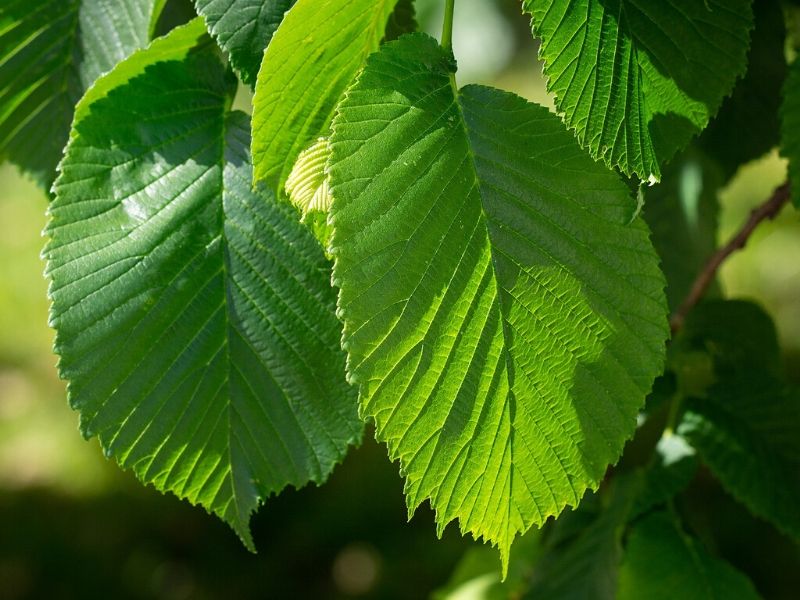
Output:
[
  {"xmin": 618, "ymin": 511, "xmax": 760, "ymax": 599},
  {"xmin": 251, "ymin": 0, "xmax": 400, "ymax": 193},
  {"xmin": 194, "ymin": 0, "xmax": 295, "ymax": 86},
  {"xmin": 329, "ymin": 33, "xmax": 668, "ymax": 568},
  {"xmin": 46, "ymin": 28, "xmax": 361, "ymax": 547},
  {"xmin": 0, "ymin": 0, "xmax": 160, "ymax": 186},
  {"xmin": 523, "ymin": 0, "xmax": 753, "ymax": 181}
]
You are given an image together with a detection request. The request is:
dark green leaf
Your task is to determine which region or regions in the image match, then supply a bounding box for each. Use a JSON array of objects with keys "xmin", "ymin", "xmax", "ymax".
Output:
[
  {"xmin": 46, "ymin": 27, "xmax": 360, "ymax": 547},
  {"xmin": 194, "ymin": 0, "xmax": 295, "ymax": 86},
  {"xmin": 0, "ymin": 0, "xmax": 159, "ymax": 186},
  {"xmin": 781, "ymin": 59, "xmax": 800, "ymax": 208},
  {"xmin": 699, "ymin": 0, "xmax": 787, "ymax": 180},
  {"xmin": 618, "ymin": 511, "xmax": 761, "ymax": 599},
  {"xmin": 644, "ymin": 149, "xmax": 723, "ymax": 311}
]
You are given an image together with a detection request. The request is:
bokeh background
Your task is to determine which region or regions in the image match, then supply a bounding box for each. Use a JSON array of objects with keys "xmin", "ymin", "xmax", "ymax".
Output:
[{"xmin": 1, "ymin": 0, "xmax": 799, "ymax": 598}]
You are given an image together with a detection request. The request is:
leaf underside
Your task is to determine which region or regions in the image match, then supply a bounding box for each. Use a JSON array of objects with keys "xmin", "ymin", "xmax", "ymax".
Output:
[
  {"xmin": 523, "ymin": 0, "xmax": 753, "ymax": 181},
  {"xmin": 46, "ymin": 31, "xmax": 360, "ymax": 546},
  {"xmin": 329, "ymin": 33, "xmax": 668, "ymax": 568},
  {"xmin": 0, "ymin": 0, "xmax": 156, "ymax": 185}
]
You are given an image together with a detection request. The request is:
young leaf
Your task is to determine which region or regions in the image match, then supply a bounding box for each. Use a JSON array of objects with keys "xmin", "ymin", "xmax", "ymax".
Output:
[
  {"xmin": 285, "ymin": 138, "xmax": 334, "ymax": 250},
  {"xmin": 618, "ymin": 511, "xmax": 761, "ymax": 599},
  {"xmin": 194, "ymin": 0, "xmax": 295, "ymax": 86},
  {"xmin": 522, "ymin": 0, "xmax": 753, "ymax": 181},
  {"xmin": 0, "ymin": 0, "xmax": 161, "ymax": 186},
  {"xmin": 781, "ymin": 59, "xmax": 800, "ymax": 208},
  {"xmin": 46, "ymin": 28, "xmax": 361, "ymax": 547},
  {"xmin": 329, "ymin": 34, "xmax": 669, "ymax": 568},
  {"xmin": 251, "ymin": 0, "xmax": 400, "ymax": 193}
]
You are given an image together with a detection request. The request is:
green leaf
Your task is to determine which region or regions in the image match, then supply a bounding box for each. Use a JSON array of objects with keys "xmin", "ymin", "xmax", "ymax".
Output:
[
  {"xmin": 643, "ymin": 148, "xmax": 723, "ymax": 311},
  {"xmin": 45, "ymin": 30, "xmax": 361, "ymax": 547},
  {"xmin": 329, "ymin": 34, "xmax": 668, "ymax": 568},
  {"xmin": 251, "ymin": 0, "xmax": 400, "ymax": 193},
  {"xmin": 679, "ymin": 376, "xmax": 800, "ymax": 542},
  {"xmin": 781, "ymin": 59, "xmax": 800, "ymax": 208},
  {"xmin": 523, "ymin": 477, "xmax": 641, "ymax": 600},
  {"xmin": 699, "ymin": 0, "xmax": 787, "ymax": 180},
  {"xmin": 194, "ymin": 0, "xmax": 295, "ymax": 86},
  {"xmin": 618, "ymin": 511, "xmax": 761, "ymax": 600},
  {"xmin": 0, "ymin": 0, "xmax": 160, "ymax": 186},
  {"xmin": 523, "ymin": 0, "xmax": 753, "ymax": 181},
  {"xmin": 674, "ymin": 301, "xmax": 800, "ymax": 541}
]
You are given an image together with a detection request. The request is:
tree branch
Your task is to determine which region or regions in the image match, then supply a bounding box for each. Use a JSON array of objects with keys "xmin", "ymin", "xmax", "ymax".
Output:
[{"xmin": 669, "ymin": 181, "xmax": 792, "ymax": 335}]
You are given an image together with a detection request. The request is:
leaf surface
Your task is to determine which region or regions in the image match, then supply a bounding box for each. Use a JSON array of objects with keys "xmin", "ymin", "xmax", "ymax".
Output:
[
  {"xmin": 194, "ymin": 0, "xmax": 295, "ymax": 86},
  {"xmin": 522, "ymin": 0, "xmax": 753, "ymax": 181},
  {"xmin": 329, "ymin": 34, "xmax": 668, "ymax": 567},
  {"xmin": 46, "ymin": 28, "xmax": 360, "ymax": 546},
  {"xmin": 0, "ymin": 0, "xmax": 159, "ymax": 185},
  {"xmin": 251, "ymin": 0, "xmax": 400, "ymax": 192},
  {"xmin": 618, "ymin": 511, "xmax": 760, "ymax": 599}
]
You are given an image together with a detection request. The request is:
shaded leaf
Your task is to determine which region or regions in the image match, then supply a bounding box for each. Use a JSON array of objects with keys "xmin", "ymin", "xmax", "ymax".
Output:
[
  {"xmin": 643, "ymin": 149, "xmax": 723, "ymax": 311},
  {"xmin": 0, "ymin": 0, "xmax": 160, "ymax": 186},
  {"xmin": 699, "ymin": 0, "xmax": 787, "ymax": 179},
  {"xmin": 618, "ymin": 511, "xmax": 761, "ymax": 600},
  {"xmin": 194, "ymin": 0, "xmax": 295, "ymax": 86},
  {"xmin": 329, "ymin": 34, "xmax": 668, "ymax": 568},
  {"xmin": 781, "ymin": 59, "xmax": 800, "ymax": 208},
  {"xmin": 674, "ymin": 301, "xmax": 800, "ymax": 541},
  {"xmin": 46, "ymin": 28, "xmax": 360, "ymax": 547},
  {"xmin": 523, "ymin": 0, "xmax": 753, "ymax": 181}
]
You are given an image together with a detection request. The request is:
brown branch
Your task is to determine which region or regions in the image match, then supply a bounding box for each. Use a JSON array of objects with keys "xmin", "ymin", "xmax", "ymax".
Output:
[{"xmin": 669, "ymin": 182, "xmax": 792, "ymax": 335}]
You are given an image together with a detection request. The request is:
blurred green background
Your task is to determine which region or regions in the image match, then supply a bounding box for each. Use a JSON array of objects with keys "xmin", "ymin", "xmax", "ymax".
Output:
[{"xmin": 1, "ymin": 1, "xmax": 799, "ymax": 598}]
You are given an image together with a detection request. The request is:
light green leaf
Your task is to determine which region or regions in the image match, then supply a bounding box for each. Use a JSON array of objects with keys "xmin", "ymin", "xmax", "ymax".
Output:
[
  {"xmin": 251, "ymin": 0, "xmax": 400, "ymax": 193},
  {"xmin": 781, "ymin": 59, "xmax": 800, "ymax": 208},
  {"xmin": 329, "ymin": 34, "xmax": 668, "ymax": 568},
  {"xmin": 0, "ymin": 0, "xmax": 160, "ymax": 186},
  {"xmin": 618, "ymin": 511, "xmax": 761, "ymax": 600},
  {"xmin": 523, "ymin": 0, "xmax": 753, "ymax": 181},
  {"xmin": 194, "ymin": 0, "xmax": 295, "ymax": 87},
  {"xmin": 46, "ymin": 31, "xmax": 361, "ymax": 547}
]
